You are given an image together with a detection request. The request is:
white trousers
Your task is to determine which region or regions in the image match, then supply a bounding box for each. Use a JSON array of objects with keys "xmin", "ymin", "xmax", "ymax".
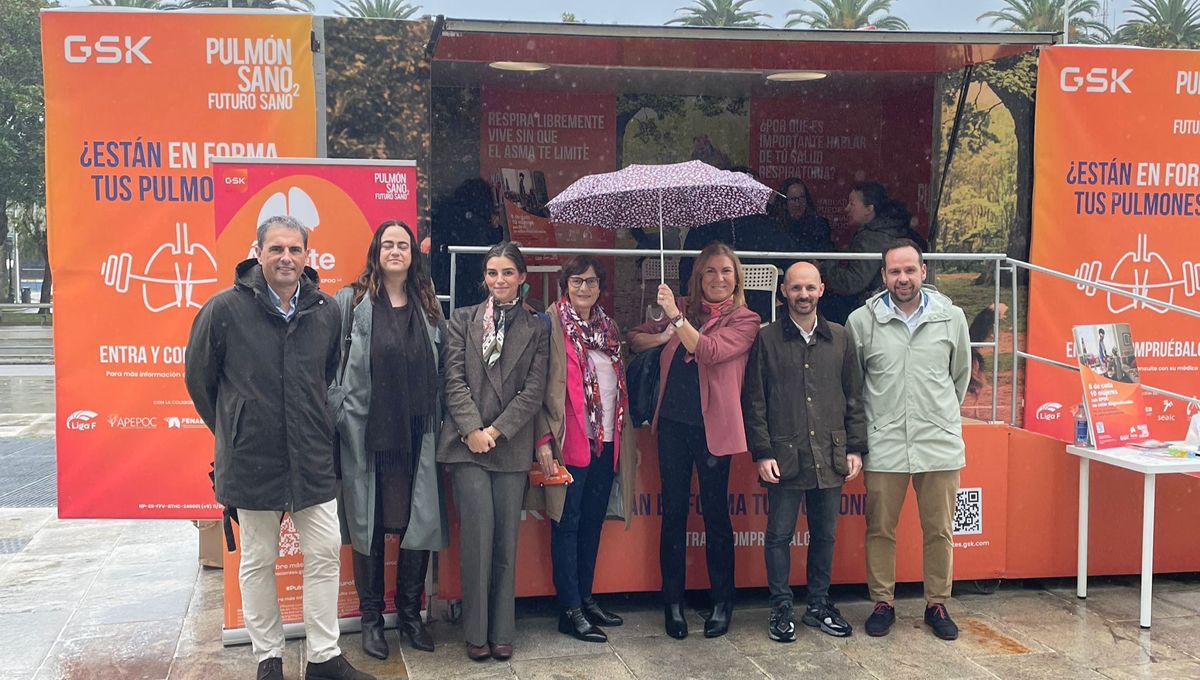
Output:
[{"xmin": 238, "ymin": 499, "xmax": 343, "ymax": 664}]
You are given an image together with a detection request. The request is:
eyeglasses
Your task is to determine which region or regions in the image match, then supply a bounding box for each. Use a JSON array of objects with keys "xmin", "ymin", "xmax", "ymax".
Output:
[{"xmin": 567, "ymin": 276, "xmax": 600, "ymax": 289}]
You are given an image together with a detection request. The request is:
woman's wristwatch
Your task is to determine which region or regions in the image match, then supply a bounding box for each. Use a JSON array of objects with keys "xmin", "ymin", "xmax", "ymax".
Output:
[{"xmin": 670, "ymin": 313, "xmax": 685, "ymax": 328}]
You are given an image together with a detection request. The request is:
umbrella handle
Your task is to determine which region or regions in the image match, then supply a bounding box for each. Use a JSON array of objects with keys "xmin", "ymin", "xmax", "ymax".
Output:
[{"xmin": 659, "ymin": 191, "xmax": 665, "ymax": 286}]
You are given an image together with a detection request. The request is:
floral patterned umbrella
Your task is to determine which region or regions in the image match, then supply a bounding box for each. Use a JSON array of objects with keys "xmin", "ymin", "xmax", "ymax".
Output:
[{"xmin": 546, "ymin": 160, "xmax": 774, "ymax": 282}]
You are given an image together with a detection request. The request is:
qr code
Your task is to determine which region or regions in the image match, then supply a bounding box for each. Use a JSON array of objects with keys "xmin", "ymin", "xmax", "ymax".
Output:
[{"xmin": 953, "ymin": 488, "xmax": 983, "ymax": 536}]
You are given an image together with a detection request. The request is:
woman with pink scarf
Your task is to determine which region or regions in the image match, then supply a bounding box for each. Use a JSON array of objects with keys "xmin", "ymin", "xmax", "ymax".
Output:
[{"xmin": 533, "ymin": 255, "xmax": 639, "ymax": 644}]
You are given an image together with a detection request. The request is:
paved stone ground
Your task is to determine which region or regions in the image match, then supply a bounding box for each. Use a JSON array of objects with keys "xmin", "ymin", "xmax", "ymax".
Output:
[{"xmin": 3, "ymin": 502, "xmax": 1200, "ymax": 679}]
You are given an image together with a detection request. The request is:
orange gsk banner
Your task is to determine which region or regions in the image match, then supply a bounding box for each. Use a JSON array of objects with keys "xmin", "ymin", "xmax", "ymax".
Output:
[
  {"xmin": 1025, "ymin": 46, "xmax": 1200, "ymax": 439},
  {"xmin": 42, "ymin": 10, "xmax": 317, "ymax": 518}
]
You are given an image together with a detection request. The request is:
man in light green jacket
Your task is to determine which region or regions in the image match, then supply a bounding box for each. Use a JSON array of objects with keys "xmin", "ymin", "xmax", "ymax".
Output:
[{"xmin": 845, "ymin": 240, "xmax": 970, "ymax": 642}]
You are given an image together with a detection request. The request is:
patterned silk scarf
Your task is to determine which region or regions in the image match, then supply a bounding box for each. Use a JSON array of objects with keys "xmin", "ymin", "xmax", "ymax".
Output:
[
  {"xmin": 557, "ymin": 298, "xmax": 627, "ymax": 455},
  {"xmin": 683, "ymin": 298, "xmax": 734, "ymax": 363},
  {"xmin": 481, "ymin": 296, "xmax": 519, "ymax": 367}
]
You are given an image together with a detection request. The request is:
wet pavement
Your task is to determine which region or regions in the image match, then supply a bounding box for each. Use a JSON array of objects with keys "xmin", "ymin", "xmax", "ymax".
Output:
[
  {"xmin": 3, "ymin": 368, "xmax": 1200, "ymax": 678},
  {"xmin": 3, "ymin": 513, "xmax": 1200, "ymax": 680}
]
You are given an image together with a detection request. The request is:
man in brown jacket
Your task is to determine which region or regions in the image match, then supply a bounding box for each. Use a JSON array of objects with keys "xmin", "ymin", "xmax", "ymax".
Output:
[{"xmin": 742, "ymin": 261, "xmax": 867, "ymax": 643}]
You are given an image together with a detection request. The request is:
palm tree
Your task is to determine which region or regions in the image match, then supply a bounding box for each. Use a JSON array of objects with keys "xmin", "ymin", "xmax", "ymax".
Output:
[
  {"xmin": 785, "ymin": 0, "xmax": 909, "ymax": 30},
  {"xmin": 1116, "ymin": 0, "xmax": 1200, "ymax": 47},
  {"xmin": 666, "ymin": 0, "xmax": 770, "ymax": 27},
  {"xmin": 89, "ymin": 0, "xmax": 164, "ymax": 7},
  {"xmin": 334, "ymin": 0, "xmax": 419, "ymax": 19},
  {"xmin": 173, "ymin": 0, "xmax": 314, "ymax": 11},
  {"xmin": 978, "ymin": 0, "xmax": 1108, "ymax": 42}
]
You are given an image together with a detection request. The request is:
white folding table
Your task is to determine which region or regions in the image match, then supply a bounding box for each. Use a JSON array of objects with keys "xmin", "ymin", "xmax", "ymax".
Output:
[{"xmin": 1066, "ymin": 444, "xmax": 1200, "ymax": 628}]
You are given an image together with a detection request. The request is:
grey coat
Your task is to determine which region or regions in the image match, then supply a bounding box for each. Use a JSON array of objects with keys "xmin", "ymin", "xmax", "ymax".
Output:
[
  {"xmin": 333, "ymin": 286, "xmax": 449, "ymax": 555},
  {"xmin": 437, "ymin": 302, "xmax": 550, "ymax": 472},
  {"xmin": 846, "ymin": 286, "xmax": 971, "ymax": 473}
]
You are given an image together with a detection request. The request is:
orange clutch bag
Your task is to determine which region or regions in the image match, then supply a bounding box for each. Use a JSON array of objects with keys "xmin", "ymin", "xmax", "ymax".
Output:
[{"xmin": 529, "ymin": 464, "xmax": 574, "ymax": 487}]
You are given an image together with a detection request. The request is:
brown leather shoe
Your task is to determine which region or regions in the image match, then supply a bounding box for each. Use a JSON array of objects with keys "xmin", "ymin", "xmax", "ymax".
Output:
[
  {"xmin": 466, "ymin": 643, "xmax": 491, "ymax": 661},
  {"xmin": 489, "ymin": 643, "xmax": 513, "ymax": 660}
]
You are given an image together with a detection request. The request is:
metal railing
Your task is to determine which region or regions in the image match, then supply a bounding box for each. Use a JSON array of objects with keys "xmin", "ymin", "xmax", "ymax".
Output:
[
  {"xmin": 447, "ymin": 245, "xmax": 1200, "ymax": 430},
  {"xmin": 1006, "ymin": 258, "xmax": 1200, "ymax": 422}
]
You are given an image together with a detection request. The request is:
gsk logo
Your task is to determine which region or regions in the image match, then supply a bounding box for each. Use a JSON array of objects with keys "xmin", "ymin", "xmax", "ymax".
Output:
[
  {"xmin": 63, "ymin": 36, "xmax": 151, "ymax": 65},
  {"xmin": 1059, "ymin": 66, "xmax": 1132, "ymax": 94},
  {"xmin": 223, "ymin": 169, "xmax": 249, "ymax": 193}
]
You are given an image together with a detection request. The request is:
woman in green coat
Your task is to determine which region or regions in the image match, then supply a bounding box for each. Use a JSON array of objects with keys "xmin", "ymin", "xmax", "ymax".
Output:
[{"xmin": 334, "ymin": 220, "xmax": 449, "ymax": 661}]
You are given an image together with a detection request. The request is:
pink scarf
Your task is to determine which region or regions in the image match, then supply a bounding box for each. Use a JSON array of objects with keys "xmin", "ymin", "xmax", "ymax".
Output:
[
  {"xmin": 557, "ymin": 298, "xmax": 626, "ymax": 455},
  {"xmin": 683, "ymin": 298, "xmax": 734, "ymax": 363}
]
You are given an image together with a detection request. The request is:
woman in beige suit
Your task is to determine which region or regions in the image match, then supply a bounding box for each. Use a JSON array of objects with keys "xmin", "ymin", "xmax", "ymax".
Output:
[{"xmin": 437, "ymin": 241, "xmax": 550, "ymax": 661}]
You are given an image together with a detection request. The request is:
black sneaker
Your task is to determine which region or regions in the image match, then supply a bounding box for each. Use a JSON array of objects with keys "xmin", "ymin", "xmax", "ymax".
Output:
[
  {"xmin": 802, "ymin": 602, "xmax": 853, "ymax": 637},
  {"xmin": 767, "ymin": 601, "xmax": 796, "ymax": 643},
  {"xmin": 924, "ymin": 603, "xmax": 959, "ymax": 640},
  {"xmin": 257, "ymin": 658, "xmax": 284, "ymax": 680},
  {"xmin": 864, "ymin": 601, "xmax": 895, "ymax": 637},
  {"xmin": 305, "ymin": 653, "xmax": 376, "ymax": 680}
]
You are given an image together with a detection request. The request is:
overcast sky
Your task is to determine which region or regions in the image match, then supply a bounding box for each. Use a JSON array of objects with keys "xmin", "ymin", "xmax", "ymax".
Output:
[
  {"xmin": 394, "ymin": 0, "xmax": 1136, "ymax": 31},
  {"xmin": 57, "ymin": 0, "xmax": 1139, "ymax": 31}
]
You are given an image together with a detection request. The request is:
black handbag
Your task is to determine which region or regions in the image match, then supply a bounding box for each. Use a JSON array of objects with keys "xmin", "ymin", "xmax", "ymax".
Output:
[{"xmin": 626, "ymin": 345, "xmax": 663, "ymax": 427}]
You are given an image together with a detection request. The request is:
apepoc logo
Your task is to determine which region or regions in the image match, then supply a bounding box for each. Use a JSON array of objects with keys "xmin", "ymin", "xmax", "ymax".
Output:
[
  {"xmin": 64, "ymin": 35, "xmax": 152, "ymax": 65},
  {"xmin": 65, "ymin": 410, "xmax": 99, "ymax": 431},
  {"xmin": 1060, "ymin": 66, "xmax": 1133, "ymax": 94},
  {"xmin": 1035, "ymin": 402, "xmax": 1064, "ymax": 421},
  {"xmin": 107, "ymin": 414, "xmax": 158, "ymax": 430}
]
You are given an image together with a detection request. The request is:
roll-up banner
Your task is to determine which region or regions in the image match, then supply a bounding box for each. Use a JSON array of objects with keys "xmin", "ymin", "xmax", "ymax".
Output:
[
  {"xmin": 212, "ymin": 158, "xmax": 418, "ymax": 640},
  {"xmin": 1026, "ymin": 46, "xmax": 1200, "ymax": 441},
  {"xmin": 42, "ymin": 10, "xmax": 318, "ymax": 519}
]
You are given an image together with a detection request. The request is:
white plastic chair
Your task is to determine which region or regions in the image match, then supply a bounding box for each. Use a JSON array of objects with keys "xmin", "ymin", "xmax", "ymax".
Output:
[
  {"xmin": 741, "ymin": 263, "xmax": 781, "ymax": 324},
  {"xmin": 640, "ymin": 256, "xmax": 681, "ymax": 315}
]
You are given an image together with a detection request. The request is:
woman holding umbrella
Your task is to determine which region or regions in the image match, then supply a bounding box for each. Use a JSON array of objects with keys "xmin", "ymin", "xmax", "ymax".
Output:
[
  {"xmin": 437, "ymin": 241, "xmax": 550, "ymax": 662},
  {"xmin": 628, "ymin": 242, "xmax": 760, "ymax": 640},
  {"xmin": 531, "ymin": 255, "xmax": 640, "ymax": 644}
]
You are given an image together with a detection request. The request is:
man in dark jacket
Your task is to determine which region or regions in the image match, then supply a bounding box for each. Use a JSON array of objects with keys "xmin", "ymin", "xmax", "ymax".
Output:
[
  {"xmin": 741, "ymin": 261, "xmax": 867, "ymax": 644},
  {"xmin": 185, "ymin": 216, "xmax": 374, "ymax": 680}
]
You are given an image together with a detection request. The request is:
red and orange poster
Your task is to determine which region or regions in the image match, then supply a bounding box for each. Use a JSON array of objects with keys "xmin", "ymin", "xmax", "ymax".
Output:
[
  {"xmin": 750, "ymin": 92, "xmax": 932, "ymax": 245},
  {"xmin": 1026, "ymin": 46, "xmax": 1200, "ymax": 441},
  {"xmin": 1073, "ymin": 323, "xmax": 1150, "ymax": 448},
  {"xmin": 479, "ymin": 87, "xmax": 617, "ymax": 268},
  {"xmin": 212, "ymin": 158, "xmax": 418, "ymax": 636},
  {"xmin": 42, "ymin": 10, "xmax": 317, "ymax": 518}
]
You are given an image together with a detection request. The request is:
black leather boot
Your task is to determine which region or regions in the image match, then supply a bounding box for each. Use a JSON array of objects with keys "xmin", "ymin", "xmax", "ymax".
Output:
[
  {"xmin": 582, "ymin": 598, "xmax": 623, "ymax": 626},
  {"xmin": 352, "ymin": 550, "xmax": 388, "ymax": 660},
  {"xmin": 395, "ymin": 549, "xmax": 435, "ymax": 652},
  {"xmin": 558, "ymin": 608, "xmax": 607, "ymax": 642},
  {"xmin": 704, "ymin": 601, "xmax": 733, "ymax": 638},
  {"xmin": 664, "ymin": 603, "xmax": 688, "ymax": 639}
]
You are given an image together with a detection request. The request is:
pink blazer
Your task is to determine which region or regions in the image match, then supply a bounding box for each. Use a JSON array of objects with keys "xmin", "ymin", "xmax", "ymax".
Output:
[
  {"xmin": 561, "ymin": 342, "xmax": 627, "ymax": 468},
  {"xmin": 630, "ymin": 298, "xmax": 760, "ymax": 456}
]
